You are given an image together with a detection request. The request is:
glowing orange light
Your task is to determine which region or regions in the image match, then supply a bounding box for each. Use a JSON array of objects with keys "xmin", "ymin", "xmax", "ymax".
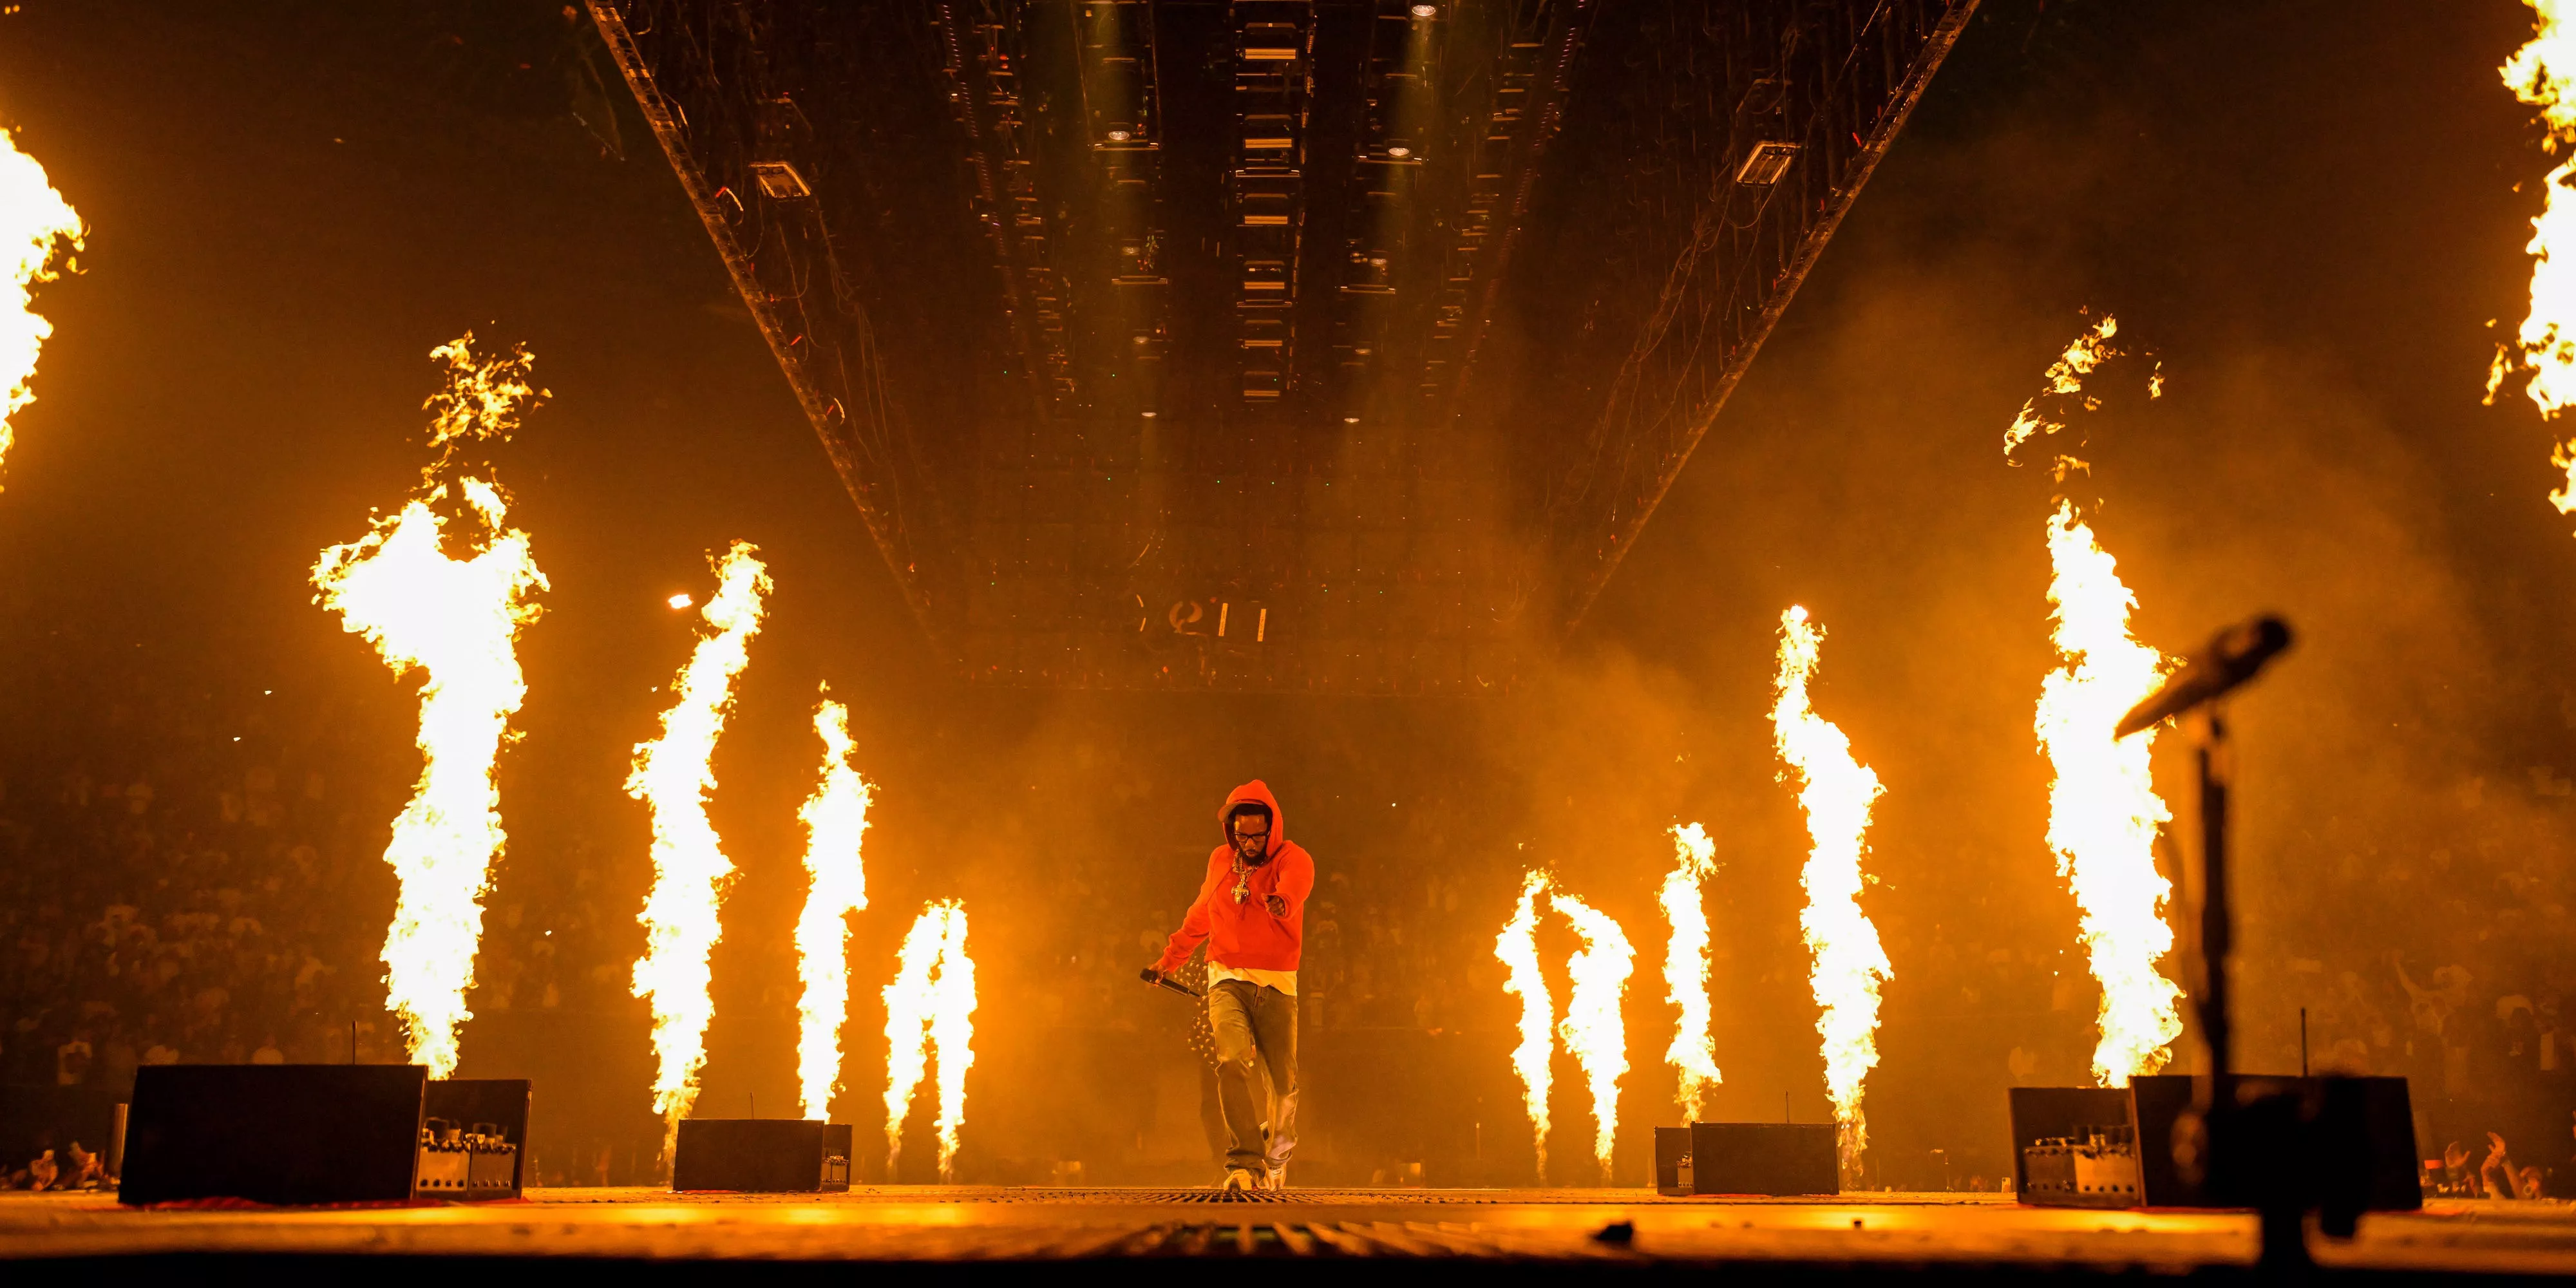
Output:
[
  {"xmin": 1770, "ymin": 606, "xmax": 1888, "ymax": 1178},
  {"xmin": 2002, "ymin": 316, "xmax": 2119, "ymax": 469},
  {"xmin": 311, "ymin": 336, "xmax": 547, "ymax": 1079},
  {"xmin": 884, "ymin": 899, "xmax": 976, "ymax": 1180},
  {"xmin": 794, "ymin": 695, "xmax": 873, "ymax": 1121},
  {"xmin": 2036, "ymin": 503, "xmax": 2183, "ymax": 1084},
  {"xmin": 1550, "ymin": 889, "xmax": 1633, "ymax": 1183},
  {"xmin": 1660, "ymin": 822, "xmax": 1722, "ymax": 1120},
  {"xmin": 1494, "ymin": 870, "xmax": 1555, "ymax": 1179},
  {"xmin": 2497, "ymin": 1, "xmax": 2576, "ymax": 515},
  {"xmin": 630, "ymin": 542, "xmax": 770, "ymax": 1146},
  {"xmin": 2009, "ymin": 320, "xmax": 2184, "ymax": 1087},
  {"xmin": 0, "ymin": 124, "xmax": 81, "ymax": 484}
]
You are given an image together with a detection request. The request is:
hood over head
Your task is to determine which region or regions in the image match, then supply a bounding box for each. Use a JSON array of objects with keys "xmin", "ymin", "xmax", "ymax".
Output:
[{"xmin": 1219, "ymin": 780, "xmax": 1285, "ymax": 861}]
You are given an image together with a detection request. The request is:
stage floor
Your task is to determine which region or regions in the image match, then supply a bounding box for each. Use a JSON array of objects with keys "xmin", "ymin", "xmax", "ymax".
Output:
[{"xmin": 4, "ymin": 1186, "xmax": 2574, "ymax": 1276}]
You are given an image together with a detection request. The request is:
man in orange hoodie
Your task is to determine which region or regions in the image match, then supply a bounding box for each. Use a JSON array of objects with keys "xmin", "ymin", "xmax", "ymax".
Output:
[{"xmin": 1146, "ymin": 781, "xmax": 1314, "ymax": 1191}]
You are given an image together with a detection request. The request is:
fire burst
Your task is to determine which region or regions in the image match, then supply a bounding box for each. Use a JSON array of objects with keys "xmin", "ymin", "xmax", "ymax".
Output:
[
  {"xmin": 2002, "ymin": 315, "xmax": 2120, "ymax": 465},
  {"xmin": 1494, "ymin": 871, "xmax": 1555, "ymax": 1180},
  {"xmin": 795, "ymin": 694, "xmax": 873, "ymax": 1121},
  {"xmin": 2009, "ymin": 319, "xmax": 2183, "ymax": 1086},
  {"xmin": 0, "ymin": 125, "xmax": 80, "ymax": 482},
  {"xmin": 312, "ymin": 337, "xmax": 548, "ymax": 1079},
  {"xmin": 1551, "ymin": 890, "xmax": 1634, "ymax": 1183},
  {"xmin": 2036, "ymin": 503, "xmax": 2181, "ymax": 1084},
  {"xmin": 1660, "ymin": 822, "xmax": 1723, "ymax": 1120},
  {"xmin": 2496, "ymin": 1, "xmax": 2576, "ymax": 513},
  {"xmin": 1770, "ymin": 606, "xmax": 1889, "ymax": 1174},
  {"xmin": 629, "ymin": 542, "xmax": 770, "ymax": 1134},
  {"xmin": 884, "ymin": 900, "xmax": 976, "ymax": 1180}
]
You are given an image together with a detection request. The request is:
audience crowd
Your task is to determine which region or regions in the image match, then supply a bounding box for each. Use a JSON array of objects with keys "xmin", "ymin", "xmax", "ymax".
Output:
[
  {"xmin": 2264, "ymin": 802, "xmax": 2576, "ymax": 1198},
  {"xmin": 0, "ymin": 656, "xmax": 417, "ymax": 1186}
]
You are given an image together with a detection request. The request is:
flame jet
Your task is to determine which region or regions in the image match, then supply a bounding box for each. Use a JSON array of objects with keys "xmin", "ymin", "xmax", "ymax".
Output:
[
  {"xmin": 927, "ymin": 908, "xmax": 977, "ymax": 1177},
  {"xmin": 630, "ymin": 542, "xmax": 770, "ymax": 1141},
  {"xmin": 2036, "ymin": 504, "xmax": 2181, "ymax": 1083},
  {"xmin": 884, "ymin": 900, "xmax": 976, "ymax": 1180},
  {"xmin": 1494, "ymin": 871, "xmax": 1555, "ymax": 1180},
  {"xmin": 0, "ymin": 125, "xmax": 80, "ymax": 482},
  {"xmin": 1770, "ymin": 606, "xmax": 1889, "ymax": 1176},
  {"xmin": 1551, "ymin": 890, "xmax": 1634, "ymax": 1183},
  {"xmin": 1660, "ymin": 822, "xmax": 1723, "ymax": 1120},
  {"xmin": 2007, "ymin": 317, "xmax": 2183, "ymax": 1086},
  {"xmin": 2496, "ymin": 1, "xmax": 2576, "ymax": 513},
  {"xmin": 312, "ymin": 337, "xmax": 548, "ymax": 1078},
  {"xmin": 795, "ymin": 694, "xmax": 873, "ymax": 1121}
]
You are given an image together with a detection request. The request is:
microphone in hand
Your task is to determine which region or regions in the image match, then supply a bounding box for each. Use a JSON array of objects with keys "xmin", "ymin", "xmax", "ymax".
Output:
[{"xmin": 1141, "ymin": 967, "xmax": 1205, "ymax": 999}]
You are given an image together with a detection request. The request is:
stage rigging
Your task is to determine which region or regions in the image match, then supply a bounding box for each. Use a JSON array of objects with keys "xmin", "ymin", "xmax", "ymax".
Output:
[{"xmin": 587, "ymin": 0, "xmax": 1974, "ymax": 692}]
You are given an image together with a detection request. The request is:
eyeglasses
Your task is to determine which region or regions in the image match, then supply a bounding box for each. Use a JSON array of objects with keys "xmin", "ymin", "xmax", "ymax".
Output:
[{"xmin": 1231, "ymin": 828, "xmax": 1270, "ymax": 842}]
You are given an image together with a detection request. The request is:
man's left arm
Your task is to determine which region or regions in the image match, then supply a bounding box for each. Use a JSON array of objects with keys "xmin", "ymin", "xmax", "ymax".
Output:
[{"xmin": 1264, "ymin": 848, "xmax": 1314, "ymax": 918}]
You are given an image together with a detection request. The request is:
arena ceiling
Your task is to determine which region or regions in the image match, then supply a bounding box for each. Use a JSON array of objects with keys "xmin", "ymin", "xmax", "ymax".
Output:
[{"xmin": 587, "ymin": 0, "xmax": 1975, "ymax": 692}]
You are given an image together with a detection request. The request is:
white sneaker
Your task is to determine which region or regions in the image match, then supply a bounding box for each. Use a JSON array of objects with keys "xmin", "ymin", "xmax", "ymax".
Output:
[
  {"xmin": 1222, "ymin": 1168, "xmax": 1260, "ymax": 1193},
  {"xmin": 1262, "ymin": 1166, "xmax": 1285, "ymax": 1191}
]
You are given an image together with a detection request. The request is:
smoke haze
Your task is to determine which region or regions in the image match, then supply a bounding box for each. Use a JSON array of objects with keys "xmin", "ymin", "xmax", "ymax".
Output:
[{"xmin": 0, "ymin": 0, "xmax": 2569, "ymax": 1186}]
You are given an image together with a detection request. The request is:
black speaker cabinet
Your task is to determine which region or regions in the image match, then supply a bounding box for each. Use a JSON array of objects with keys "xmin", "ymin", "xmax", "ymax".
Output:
[
  {"xmin": 2012, "ymin": 1075, "xmax": 2419, "ymax": 1212},
  {"xmin": 1683, "ymin": 1122, "xmax": 1839, "ymax": 1196},
  {"xmin": 2128, "ymin": 1074, "xmax": 2420, "ymax": 1213},
  {"xmin": 672, "ymin": 1119, "xmax": 853, "ymax": 1192},
  {"xmin": 120, "ymin": 1065, "xmax": 426, "ymax": 1206}
]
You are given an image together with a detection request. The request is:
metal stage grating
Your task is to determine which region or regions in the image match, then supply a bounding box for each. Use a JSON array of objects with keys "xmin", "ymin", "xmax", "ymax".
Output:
[
  {"xmin": 10, "ymin": 1188, "xmax": 2576, "ymax": 1276},
  {"xmin": 573, "ymin": 1184, "xmax": 1994, "ymax": 1206}
]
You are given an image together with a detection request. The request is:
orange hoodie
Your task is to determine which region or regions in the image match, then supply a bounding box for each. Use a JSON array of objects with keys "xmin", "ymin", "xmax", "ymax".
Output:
[{"xmin": 1154, "ymin": 780, "xmax": 1314, "ymax": 974}]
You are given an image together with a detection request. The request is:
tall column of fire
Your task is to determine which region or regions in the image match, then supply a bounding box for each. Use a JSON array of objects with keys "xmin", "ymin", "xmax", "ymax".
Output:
[
  {"xmin": 1551, "ymin": 890, "xmax": 1634, "ymax": 1183},
  {"xmin": 2009, "ymin": 317, "xmax": 2183, "ymax": 1085},
  {"xmin": 311, "ymin": 336, "xmax": 549, "ymax": 1077},
  {"xmin": 0, "ymin": 124, "xmax": 80, "ymax": 481},
  {"xmin": 2495, "ymin": 2, "xmax": 2576, "ymax": 511},
  {"xmin": 1660, "ymin": 822, "xmax": 1723, "ymax": 1120},
  {"xmin": 1495, "ymin": 871, "xmax": 1556, "ymax": 1180},
  {"xmin": 1770, "ymin": 606, "xmax": 1889, "ymax": 1175},
  {"xmin": 630, "ymin": 542, "xmax": 770, "ymax": 1144},
  {"xmin": 884, "ymin": 899, "xmax": 976, "ymax": 1180},
  {"xmin": 795, "ymin": 693, "xmax": 873, "ymax": 1121}
]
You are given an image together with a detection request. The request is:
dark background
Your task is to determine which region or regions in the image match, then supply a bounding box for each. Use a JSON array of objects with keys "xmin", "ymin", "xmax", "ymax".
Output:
[{"xmin": 1, "ymin": 0, "xmax": 2570, "ymax": 1190}]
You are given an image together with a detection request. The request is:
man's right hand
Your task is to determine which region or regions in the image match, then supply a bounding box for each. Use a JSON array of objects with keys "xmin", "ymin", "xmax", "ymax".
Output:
[{"xmin": 1140, "ymin": 966, "xmax": 1165, "ymax": 989}]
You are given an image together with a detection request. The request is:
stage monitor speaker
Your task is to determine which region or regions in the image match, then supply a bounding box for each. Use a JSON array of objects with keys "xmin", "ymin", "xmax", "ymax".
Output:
[
  {"xmin": 419, "ymin": 1078, "xmax": 531, "ymax": 1201},
  {"xmin": 1687, "ymin": 1122, "xmax": 1838, "ymax": 1196},
  {"xmin": 2128, "ymin": 1074, "xmax": 2420, "ymax": 1213},
  {"xmin": 2012, "ymin": 1076, "xmax": 2419, "ymax": 1211},
  {"xmin": 2008, "ymin": 1086, "xmax": 2141, "ymax": 1208},
  {"xmin": 120, "ymin": 1065, "xmax": 425, "ymax": 1206},
  {"xmin": 673, "ymin": 1119, "xmax": 853, "ymax": 1192}
]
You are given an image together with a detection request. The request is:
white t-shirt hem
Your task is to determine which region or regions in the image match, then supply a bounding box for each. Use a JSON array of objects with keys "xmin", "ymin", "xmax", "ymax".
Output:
[{"xmin": 1207, "ymin": 963, "xmax": 1298, "ymax": 996}]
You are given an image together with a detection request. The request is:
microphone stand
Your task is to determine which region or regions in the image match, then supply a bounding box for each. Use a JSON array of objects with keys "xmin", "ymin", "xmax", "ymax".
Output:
[
  {"xmin": 2125, "ymin": 616, "xmax": 2313, "ymax": 1271},
  {"xmin": 2195, "ymin": 706, "xmax": 2233, "ymax": 1087},
  {"xmin": 2191, "ymin": 701, "xmax": 2322, "ymax": 1272}
]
